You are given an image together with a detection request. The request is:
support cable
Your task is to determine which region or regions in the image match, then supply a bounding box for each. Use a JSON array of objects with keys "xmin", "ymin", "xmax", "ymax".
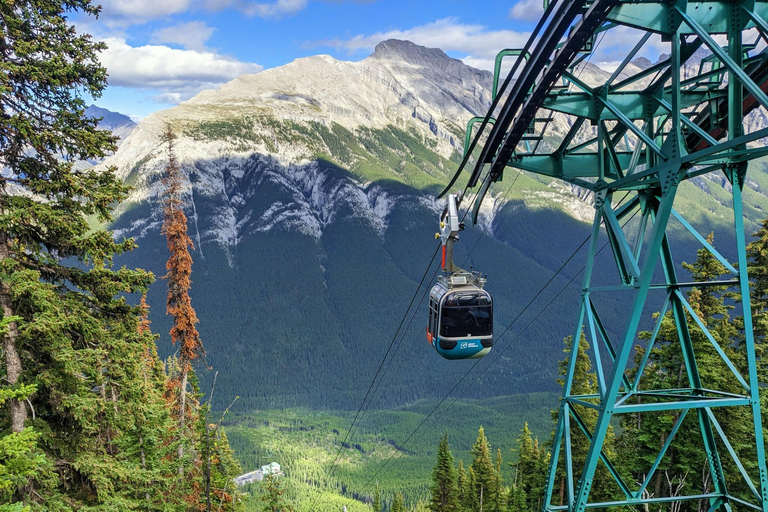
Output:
[
  {"xmin": 312, "ymin": 181, "xmax": 503, "ymax": 509},
  {"xmin": 309, "ymin": 242, "xmax": 441, "ymax": 510},
  {"xmin": 347, "ymin": 192, "xmax": 635, "ymax": 504},
  {"xmin": 311, "ymin": 184, "xmax": 486, "ymax": 510},
  {"xmin": 358, "ymin": 184, "xmax": 485, "ymax": 409},
  {"xmin": 370, "ymin": 178, "xmax": 520, "ymax": 409}
]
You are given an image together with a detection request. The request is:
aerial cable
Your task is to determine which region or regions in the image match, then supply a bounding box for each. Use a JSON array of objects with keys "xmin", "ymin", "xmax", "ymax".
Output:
[
  {"xmin": 348, "ymin": 192, "xmax": 636, "ymax": 503},
  {"xmin": 416, "ymin": 204, "xmax": 642, "ymax": 439},
  {"xmin": 312, "ymin": 183, "xmax": 488, "ymax": 509},
  {"xmin": 362, "ymin": 185, "xmax": 486, "ymax": 407},
  {"xmin": 351, "ymin": 226, "xmax": 590, "ymax": 499},
  {"xmin": 319, "ymin": 186, "xmax": 488, "ymax": 499},
  {"xmin": 368, "ymin": 175, "xmax": 521, "ymax": 408},
  {"xmin": 310, "ymin": 242, "xmax": 443, "ymax": 510}
]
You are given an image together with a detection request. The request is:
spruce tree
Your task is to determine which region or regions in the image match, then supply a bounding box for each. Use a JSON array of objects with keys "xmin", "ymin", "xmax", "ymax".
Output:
[
  {"xmin": 513, "ymin": 422, "xmax": 547, "ymax": 511},
  {"xmin": 456, "ymin": 460, "xmax": 467, "ymax": 511},
  {"xmin": 392, "ymin": 492, "xmax": 406, "ymax": 512},
  {"xmin": 161, "ymin": 125, "xmax": 204, "ymax": 473},
  {"xmin": 470, "ymin": 427, "xmax": 501, "ymax": 512},
  {"xmin": 429, "ymin": 433, "xmax": 459, "ymax": 511},
  {"xmin": 199, "ymin": 402, "xmax": 244, "ymax": 510},
  {"xmin": 494, "ymin": 448, "xmax": 507, "ymax": 511},
  {"xmin": 464, "ymin": 467, "xmax": 479, "ymax": 512},
  {"xmin": 373, "ymin": 486, "xmax": 382, "ymax": 512},
  {"xmin": 262, "ymin": 473, "xmax": 293, "ymax": 512},
  {"xmin": 0, "ymin": 1, "xmax": 174, "ymax": 506}
]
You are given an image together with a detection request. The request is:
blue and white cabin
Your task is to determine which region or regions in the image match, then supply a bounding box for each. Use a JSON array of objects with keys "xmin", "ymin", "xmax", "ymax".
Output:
[{"xmin": 427, "ymin": 272, "xmax": 493, "ymax": 360}]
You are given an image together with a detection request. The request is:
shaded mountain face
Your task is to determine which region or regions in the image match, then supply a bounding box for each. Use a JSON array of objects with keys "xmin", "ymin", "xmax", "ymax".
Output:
[
  {"xmin": 85, "ymin": 104, "xmax": 136, "ymax": 146},
  {"xmin": 104, "ymin": 39, "xmax": 768, "ymax": 410}
]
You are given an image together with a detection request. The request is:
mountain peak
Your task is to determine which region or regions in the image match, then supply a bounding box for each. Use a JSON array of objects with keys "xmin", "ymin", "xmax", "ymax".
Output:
[{"xmin": 370, "ymin": 39, "xmax": 460, "ymax": 67}]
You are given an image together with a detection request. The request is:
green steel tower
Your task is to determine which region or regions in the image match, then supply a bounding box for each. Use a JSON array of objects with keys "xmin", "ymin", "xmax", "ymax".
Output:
[{"xmin": 447, "ymin": 0, "xmax": 768, "ymax": 509}]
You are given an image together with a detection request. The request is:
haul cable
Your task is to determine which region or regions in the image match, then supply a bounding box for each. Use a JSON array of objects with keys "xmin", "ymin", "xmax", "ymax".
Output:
[{"xmin": 348, "ymin": 192, "xmax": 635, "ymax": 504}]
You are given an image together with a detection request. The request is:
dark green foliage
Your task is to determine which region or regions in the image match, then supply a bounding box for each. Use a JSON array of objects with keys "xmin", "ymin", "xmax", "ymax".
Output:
[
  {"xmin": 0, "ymin": 1, "xmax": 184, "ymax": 507},
  {"xmin": 429, "ymin": 433, "xmax": 459, "ymax": 512},
  {"xmin": 262, "ymin": 474, "xmax": 294, "ymax": 512},
  {"xmin": 391, "ymin": 492, "xmax": 406, "ymax": 512},
  {"xmin": 0, "ymin": 383, "xmax": 48, "ymax": 502},
  {"xmin": 511, "ymin": 423, "xmax": 547, "ymax": 512}
]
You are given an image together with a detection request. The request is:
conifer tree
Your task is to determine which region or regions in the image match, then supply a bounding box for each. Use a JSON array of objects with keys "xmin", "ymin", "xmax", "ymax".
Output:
[
  {"xmin": 429, "ymin": 433, "xmax": 459, "ymax": 511},
  {"xmin": 456, "ymin": 460, "xmax": 467, "ymax": 511},
  {"xmin": 373, "ymin": 486, "xmax": 382, "ymax": 512},
  {"xmin": 392, "ymin": 492, "xmax": 406, "ymax": 512},
  {"xmin": 199, "ymin": 401, "xmax": 244, "ymax": 510},
  {"xmin": 513, "ymin": 423, "xmax": 547, "ymax": 511},
  {"xmin": 0, "ymin": 1, "xmax": 175, "ymax": 506},
  {"xmin": 0, "ymin": 0, "xmax": 118, "ymax": 428},
  {"xmin": 463, "ymin": 467, "xmax": 479, "ymax": 512},
  {"xmin": 161, "ymin": 125, "xmax": 204, "ymax": 471},
  {"xmin": 494, "ymin": 448, "xmax": 507, "ymax": 511},
  {"xmin": 469, "ymin": 427, "xmax": 501, "ymax": 512},
  {"xmin": 262, "ymin": 473, "xmax": 294, "ymax": 512},
  {"xmin": 507, "ymin": 484, "xmax": 527, "ymax": 512}
]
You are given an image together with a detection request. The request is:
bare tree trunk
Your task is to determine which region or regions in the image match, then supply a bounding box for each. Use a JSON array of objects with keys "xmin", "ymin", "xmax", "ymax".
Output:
[
  {"xmin": 177, "ymin": 367, "xmax": 188, "ymax": 475},
  {"xmin": 0, "ymin": 230, "xmax": 25, "ymax": 433}
]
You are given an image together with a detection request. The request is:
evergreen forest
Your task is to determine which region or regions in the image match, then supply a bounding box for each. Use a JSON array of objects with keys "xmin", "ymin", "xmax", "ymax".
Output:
[
  {"xmin": 4, "ymin": 1, "xmax": 768, "ymax": 511},
  {"xmin": 0, "ymin": 2, "xmax": 242, "ymax": 508}
]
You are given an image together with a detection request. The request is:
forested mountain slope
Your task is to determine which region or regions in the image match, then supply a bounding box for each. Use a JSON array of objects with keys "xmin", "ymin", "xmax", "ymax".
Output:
[{"xmin": 101, "ymin": 39, "xmax": 768, "ymax": 410}]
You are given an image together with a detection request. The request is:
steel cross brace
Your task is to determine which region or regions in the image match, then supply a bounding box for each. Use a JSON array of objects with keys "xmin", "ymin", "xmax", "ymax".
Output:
[{"xmin": 452, "ymin": 0, "xmax": 768, "ymax": 509}]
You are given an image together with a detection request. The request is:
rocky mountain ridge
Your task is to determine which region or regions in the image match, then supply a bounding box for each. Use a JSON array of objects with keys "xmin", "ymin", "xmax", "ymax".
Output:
[{"xmin": 101, "ymin": 39, "xmax": 768, "ymax": 410}]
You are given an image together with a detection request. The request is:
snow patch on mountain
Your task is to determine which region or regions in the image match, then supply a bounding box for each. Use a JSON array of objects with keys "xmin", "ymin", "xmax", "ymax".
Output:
[{"xmin": 115, "ymin": 150, "xmax": 427, "ymax": 264}]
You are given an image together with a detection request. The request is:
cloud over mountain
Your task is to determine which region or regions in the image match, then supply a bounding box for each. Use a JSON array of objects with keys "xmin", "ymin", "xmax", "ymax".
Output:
[
  {"xmin": 311, "ymin": 17, "xmax": 530, "ymax": 72},
  {"xmin": 101, "ymin": 37, "xmax": 263, "ymax": 102}
]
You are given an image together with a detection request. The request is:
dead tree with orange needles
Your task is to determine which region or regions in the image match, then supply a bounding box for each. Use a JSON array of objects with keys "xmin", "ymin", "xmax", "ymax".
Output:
[{"xmin": 161, "ymin": 126, "xmax": 204, "ymax": 473}]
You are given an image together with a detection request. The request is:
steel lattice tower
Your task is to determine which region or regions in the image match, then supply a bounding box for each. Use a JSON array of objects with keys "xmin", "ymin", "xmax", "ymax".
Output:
[{"xmin": 448, "ymin": 0, "xmax": 768, "ymax": 509}]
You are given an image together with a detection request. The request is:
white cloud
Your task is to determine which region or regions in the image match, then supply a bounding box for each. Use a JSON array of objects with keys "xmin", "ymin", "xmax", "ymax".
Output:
[
  {"xmin": 591, "ymin": 28, "xmax": 668, "ymax": 66},
  {"xmin": 241, "ymin": 0, "xmax": 308, "ymax": 17},
  {"xmin": 206, "ymin": 0, "xmax": 309, "ymax": 17},
  {"xmin": 312, "ymin": 17, "xmax": 530, "ymax": 71},
  {"xmin": 151, "ymin": 21, "xmax": 216, "ymax": 51},
  {"xmin": 509, "ymin": 0, "xmax": 544, "ymax": 22},
  {"xmin": 99, "ymin": 0, "xmax": 194, "ymax": 24},
  {"xmin": 100, "ymin": 38, "xmax": 263, "ymax": 102}
]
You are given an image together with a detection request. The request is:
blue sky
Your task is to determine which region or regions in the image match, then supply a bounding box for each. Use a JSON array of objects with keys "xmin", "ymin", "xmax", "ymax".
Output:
[{"xmin": 78, "ymin": 0, "xmax": 657, "ymax": 120}]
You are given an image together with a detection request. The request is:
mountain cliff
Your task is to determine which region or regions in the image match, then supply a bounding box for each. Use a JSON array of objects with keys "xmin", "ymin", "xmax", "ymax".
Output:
[{"xmin": 102, "ymin": 40, "xmax": 768, "ymax": 410}]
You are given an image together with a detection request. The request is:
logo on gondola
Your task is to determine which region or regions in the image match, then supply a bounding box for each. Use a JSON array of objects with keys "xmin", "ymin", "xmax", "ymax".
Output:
[{"xmin": 460, "ymin": 342, "xmax": 478, "ymax": 349}]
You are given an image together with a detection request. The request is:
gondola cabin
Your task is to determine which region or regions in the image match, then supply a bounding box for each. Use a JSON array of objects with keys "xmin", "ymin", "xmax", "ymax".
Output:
[{"xmin": 427, "ymin": 273, "xmax": 493, "ymax": 360}]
